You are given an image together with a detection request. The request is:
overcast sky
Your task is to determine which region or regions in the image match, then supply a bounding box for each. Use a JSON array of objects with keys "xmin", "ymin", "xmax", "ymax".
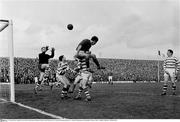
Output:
[{"xmin": 0, "ymin": 0, "xmax": 179, "ymax": 60}]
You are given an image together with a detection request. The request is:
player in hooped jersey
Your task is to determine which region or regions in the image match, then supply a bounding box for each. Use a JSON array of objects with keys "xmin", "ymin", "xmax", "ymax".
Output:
[
  {"xmin": 161, "ymin": 49, "xmax": 180, "ymax": 95},
  {"xmin": 73, "ymin": 57, "xmax": 93, "ymax": 101},
  {"xmin": 69, "ymin": 57, "xmax": 92, "ymax": 93},
  {"xmin": 56, "ymin": 55, "xmax": 75, "ymax": 99}
]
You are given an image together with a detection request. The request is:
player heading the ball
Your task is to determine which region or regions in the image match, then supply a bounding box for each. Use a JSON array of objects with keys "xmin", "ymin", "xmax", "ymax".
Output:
[{"xmin": 74, "ymin": 36, "xmax": 105, "ymax": 70}]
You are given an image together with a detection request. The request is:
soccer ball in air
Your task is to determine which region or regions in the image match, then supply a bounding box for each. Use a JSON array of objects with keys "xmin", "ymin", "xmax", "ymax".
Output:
[{"xmin": 67, "ymin": 24, "xmax": 73, "ymax": 30}]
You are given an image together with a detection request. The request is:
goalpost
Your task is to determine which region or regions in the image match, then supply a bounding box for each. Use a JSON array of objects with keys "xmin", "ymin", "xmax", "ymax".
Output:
[
  {"xmin": 0, "ymin": 19, "xmax": 15, "ymax": 102},
  {"xmin": 0, "ymin": 20, "xmax": 66, "ymax": 119}
]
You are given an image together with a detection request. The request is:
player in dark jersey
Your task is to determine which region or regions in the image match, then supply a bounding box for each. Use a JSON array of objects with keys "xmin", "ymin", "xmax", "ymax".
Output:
[
  {"xmin": 34, "ymin": 46, "xmax": 55, "ymax": 94},
  {"xmin": 75, "ymin": 36, "xmax": 105, "ymax": 69}
]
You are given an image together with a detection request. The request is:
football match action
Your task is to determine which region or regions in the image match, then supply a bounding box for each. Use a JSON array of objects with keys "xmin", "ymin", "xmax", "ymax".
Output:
[{"xmin": 0, "ymin": 0, "xmax": 180, "ymax": 120}]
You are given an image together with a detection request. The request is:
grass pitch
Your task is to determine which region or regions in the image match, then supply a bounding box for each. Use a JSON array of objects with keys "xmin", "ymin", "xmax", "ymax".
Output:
[{"xmin": 1, "ymin": 82, "xmax": 180, "ymax": 119}]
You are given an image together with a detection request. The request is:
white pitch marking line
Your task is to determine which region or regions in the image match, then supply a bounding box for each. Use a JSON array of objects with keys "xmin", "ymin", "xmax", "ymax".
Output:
[
  {"xmin": 0, "ymin": 98, "xmax": 8, "ymax": 102},
  {"xmin": 0, "ymin": 98, "xmax": 8, "ymax": 103},
  {"xmin": 0, "ymin": 98, "xmax": 9, "ymax": 104},
  {"xmin": 14, "ymin": 102, "xmax": 67, "ymax": 119},
  {"xmin": 0, "ymin": 98, "xmax": 66, "ymax": 119}
]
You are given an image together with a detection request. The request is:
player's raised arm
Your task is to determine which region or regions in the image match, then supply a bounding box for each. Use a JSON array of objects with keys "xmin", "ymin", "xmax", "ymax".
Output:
[{"xmin": 47, "ymin": 47, "xmax": 55, "ymax": 59}]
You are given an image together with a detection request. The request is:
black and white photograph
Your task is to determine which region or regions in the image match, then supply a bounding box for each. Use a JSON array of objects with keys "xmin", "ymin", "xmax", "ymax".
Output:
[{"xmin": 0, "ymin": 0, "xmax": 180, "ymax": 120}]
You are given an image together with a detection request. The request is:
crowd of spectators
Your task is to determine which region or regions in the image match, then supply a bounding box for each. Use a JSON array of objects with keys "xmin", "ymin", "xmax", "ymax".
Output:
[{"xmin": 0, "ymin": 57, "xmax": 179, "ymax": 84}]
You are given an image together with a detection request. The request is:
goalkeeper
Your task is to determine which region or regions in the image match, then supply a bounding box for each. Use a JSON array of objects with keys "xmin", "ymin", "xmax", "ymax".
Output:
[{"xmin": 34, "ymin": 46, "xmax": 55, "ymax": 94}]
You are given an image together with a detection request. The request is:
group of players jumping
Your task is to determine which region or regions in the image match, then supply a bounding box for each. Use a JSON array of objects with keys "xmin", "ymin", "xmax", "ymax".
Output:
[
  {"xmin": 34, "ymin": 35, "xmax": 180, "ymax": 101},
  {"xmin": 34, "ymin": 36, "xmax": 105, "ymax": 101}
]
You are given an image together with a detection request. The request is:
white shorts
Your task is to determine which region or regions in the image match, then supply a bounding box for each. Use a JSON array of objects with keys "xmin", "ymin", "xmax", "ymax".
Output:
[
  {"xmin": 164, "ymin": 68, "xmax": 176, "ymax": 79},
  {"xmin": 108, "ymin": 76, "xmax": 113, "ymax": 81},
  {"xmin": 81, "ymin": 71, "xmax": 92, "ymax": 81},
  {"xmin": 74, "ymin": 74, "xmax": 82, "ymax": 85},
  {"xmin": 34, "ymin": 77, "xmax": 38, "ymax": 83},
  {"xmin": 56, "ymin": 74, "xmax": 70, "ymax": 86},
  {"xmin": 79, "ymin": 71, "xmax": 93, "ymax": 88}
]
